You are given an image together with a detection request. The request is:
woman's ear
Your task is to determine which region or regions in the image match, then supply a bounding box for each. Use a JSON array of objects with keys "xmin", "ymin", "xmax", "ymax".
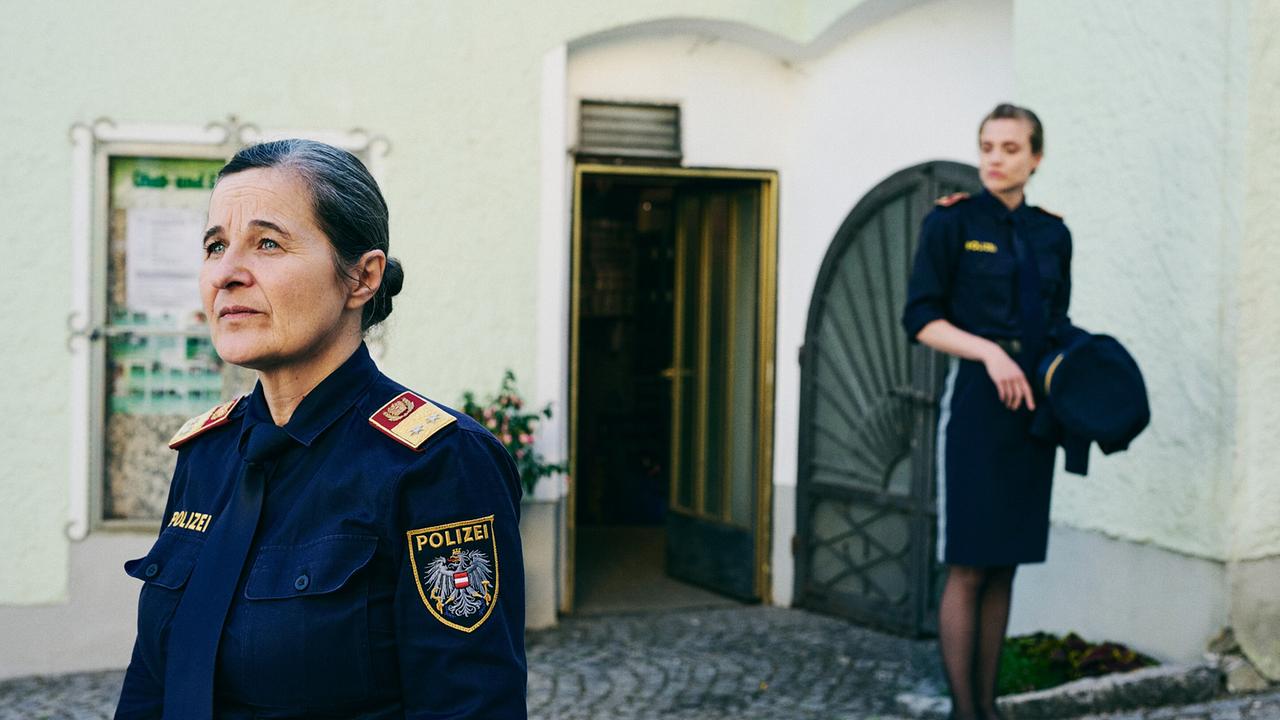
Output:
[{"xmin": 348, "ymin": 249, "xmax": 387, "ymax": 309}]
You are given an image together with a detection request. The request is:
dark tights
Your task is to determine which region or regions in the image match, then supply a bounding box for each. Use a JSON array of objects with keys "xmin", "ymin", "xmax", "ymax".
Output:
[{"xmin": 938, "ymin": 564, "xmax": 1016, "ymax": 720}]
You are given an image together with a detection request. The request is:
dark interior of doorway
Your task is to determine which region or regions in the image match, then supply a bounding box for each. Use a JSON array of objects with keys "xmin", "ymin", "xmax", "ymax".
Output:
[{"xmin": 574, "ymin": 174, "xmax": 738, "ymax": 614}]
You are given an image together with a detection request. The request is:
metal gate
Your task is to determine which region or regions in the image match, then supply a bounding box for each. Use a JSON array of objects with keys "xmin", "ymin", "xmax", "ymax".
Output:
[{"xmin": 794, "ymin": 161, "xmax": 979, "ymax": 636}]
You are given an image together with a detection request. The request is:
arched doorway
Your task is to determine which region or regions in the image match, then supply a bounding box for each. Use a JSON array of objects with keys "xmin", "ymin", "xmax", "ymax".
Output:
[{"xmin": 794, "ymin": 160, "xmax": 979, "ymax": 636}]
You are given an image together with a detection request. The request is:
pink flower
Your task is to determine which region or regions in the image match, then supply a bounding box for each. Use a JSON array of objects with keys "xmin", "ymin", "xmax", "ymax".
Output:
[
  {"xmin": 486, "ymin": 418, "xmax": 497, "ymax": 430},
  {"xmin": 501, "ymin": 433, "xmax": 512, "ymax": 444},
  {"xmin": 519, "ymin": 433, "xmax": 533, "ymax": 445},
  {"xmin": 515, "ymin": 448, "xmax": 526, "ymax": 459}
]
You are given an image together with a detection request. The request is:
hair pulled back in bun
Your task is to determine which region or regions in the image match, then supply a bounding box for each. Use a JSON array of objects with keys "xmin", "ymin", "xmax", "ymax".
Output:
[{"xmin": 218, "ymin": 139, "xmax": 405, "ymax": 331}]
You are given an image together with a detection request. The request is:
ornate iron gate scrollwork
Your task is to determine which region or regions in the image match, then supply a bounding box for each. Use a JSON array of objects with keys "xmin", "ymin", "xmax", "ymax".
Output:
[{"xmin": 795, "ymin": 161, "xmax": 979, "ymax": 636}]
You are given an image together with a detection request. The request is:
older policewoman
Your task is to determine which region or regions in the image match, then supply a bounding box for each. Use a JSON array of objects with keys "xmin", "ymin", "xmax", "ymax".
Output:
[
  {"xmin": 903, "ymin": 104, "xmax": 1074, "ymax": 720},
  {"xmin": 115, "ymin": 139, "xmax": 527, "ymax": 719}
]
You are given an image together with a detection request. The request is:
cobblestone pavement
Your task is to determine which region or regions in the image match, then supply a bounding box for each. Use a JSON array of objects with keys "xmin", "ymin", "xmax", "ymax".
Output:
[
  {"xmin": 524, "ymin": 606, "xmax": 942, "ymax": 719},
  {"xmin": 2, "ymin": 606, "xmax": 1277, "ymax": 720}
]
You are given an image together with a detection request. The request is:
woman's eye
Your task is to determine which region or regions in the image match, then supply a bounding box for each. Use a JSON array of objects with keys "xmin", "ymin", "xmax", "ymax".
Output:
[
  {"xmin": 260, "ymin": 238, "xmax": 280, "ymax": 250},
  {"xmin": 204, "ymin": 240, "xmax": 225, "ymax": 256}
]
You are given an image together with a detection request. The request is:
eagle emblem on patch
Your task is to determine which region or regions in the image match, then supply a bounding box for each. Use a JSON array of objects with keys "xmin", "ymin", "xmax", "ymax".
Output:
[
  {"xmin": 406, "ymin": 515, "xmax": 499, "ymax": 632},
  {"xmin": 383, "ymin": 396, "xmax": 416, "ymax": 421}
]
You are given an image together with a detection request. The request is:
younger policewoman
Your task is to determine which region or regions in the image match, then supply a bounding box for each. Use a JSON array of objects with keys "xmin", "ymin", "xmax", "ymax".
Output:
[
  {"xmin": 115, "ymin": 139, "xmax": 527, "ymax": 719},
  {"xmin": 902, "ymin": 104, "xmax": 1073, "ymax": 720}
]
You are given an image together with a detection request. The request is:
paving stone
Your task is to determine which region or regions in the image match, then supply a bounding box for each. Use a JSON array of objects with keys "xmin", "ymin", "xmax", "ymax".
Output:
[{"xmin": 2, "ymin": 606, "xmax": 1279, "ymax": 719}]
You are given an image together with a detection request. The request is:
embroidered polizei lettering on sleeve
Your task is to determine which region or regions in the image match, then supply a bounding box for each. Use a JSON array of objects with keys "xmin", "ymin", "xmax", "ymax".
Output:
[{"xmin": 405, "ymin": 515, "xmax": 499, "ymax": 633}]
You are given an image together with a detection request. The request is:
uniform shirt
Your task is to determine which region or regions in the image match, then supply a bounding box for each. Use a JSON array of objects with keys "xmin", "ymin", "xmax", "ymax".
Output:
[
  {"xmin": 902, "ymin": 189, "xmax": 1073, "ymax": 345},
  {"xmin": 115, "ymin": 344, "xmax": 527, "ymax": 719}
]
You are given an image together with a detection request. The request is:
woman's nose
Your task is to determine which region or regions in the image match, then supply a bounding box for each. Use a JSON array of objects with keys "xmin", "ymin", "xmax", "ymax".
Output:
[{"xmin": 206, "ymin": 247, "xmax": 252, "ymax": 289}]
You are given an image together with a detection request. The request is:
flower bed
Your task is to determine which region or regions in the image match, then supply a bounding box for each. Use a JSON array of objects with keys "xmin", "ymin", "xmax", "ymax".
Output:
[{"xmin": 999, "ymin": 632, "xmax": 1159, "ymax": 695}]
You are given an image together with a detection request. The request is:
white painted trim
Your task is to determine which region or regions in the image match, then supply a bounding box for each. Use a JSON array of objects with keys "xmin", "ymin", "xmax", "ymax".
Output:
[
  {"xmin": 67, "ymin": 125, "xmax": 95, "ymax": 542},
  {"xmin": 536, "ymin": 44, "xmax": 571, "ymax": 616},
  {"xmin": 84, "ymin": 119, "xmax": 230, "ymax": 146},
  {"xmin": 535, "ymin": 45, "xmax": 571, "ymax": 503}
]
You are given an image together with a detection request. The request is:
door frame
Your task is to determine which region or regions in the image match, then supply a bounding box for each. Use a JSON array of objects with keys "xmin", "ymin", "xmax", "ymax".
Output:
[{"xmin": 565, "ymin": 162, "xmax": 779, "ymax": 612}]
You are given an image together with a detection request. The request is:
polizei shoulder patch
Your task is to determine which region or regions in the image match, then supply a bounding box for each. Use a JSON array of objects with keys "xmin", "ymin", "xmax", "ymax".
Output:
[
  {"xmin": 406, "ymin": 515, "xmax": 499, "ymax": 632},
  {"xmin": 168, "ymin": 397, "xmax": 242, "ymax": 449},
  {"xmin": 369, "ymin": 390, "xmax": 457, "ymax": 451}
]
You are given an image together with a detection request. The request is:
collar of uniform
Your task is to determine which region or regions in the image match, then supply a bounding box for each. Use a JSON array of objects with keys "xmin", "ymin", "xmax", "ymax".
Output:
[
  {"xmin": 239, "ymin": 343, "xmax": 381, "ymax": 450},
  {"xmin": 281, "ymin": 342, "xmax": 381, "ymax": 447},
  {"xmin": 976, "ymin": 188, "xmax": 1031, "ymax": 223}
]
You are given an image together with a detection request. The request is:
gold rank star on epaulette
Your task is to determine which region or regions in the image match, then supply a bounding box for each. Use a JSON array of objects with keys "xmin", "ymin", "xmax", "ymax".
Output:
[
  {"xmin": 168, "ymin": 396, "xmax": 242, "ymax": 449},
  {"xmin": 935, "ymin": 192, "xmax": 970, "ymax": 207},
  {"xmin": 369, "ymin": 391, "xmax": 457, "ymax": 451}
]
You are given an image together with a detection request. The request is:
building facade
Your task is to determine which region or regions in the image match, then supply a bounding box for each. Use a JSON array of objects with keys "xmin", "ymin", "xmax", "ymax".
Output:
[{"xmin": 1, "ymin": 0, "xmax": 1276, "ymax": 682}]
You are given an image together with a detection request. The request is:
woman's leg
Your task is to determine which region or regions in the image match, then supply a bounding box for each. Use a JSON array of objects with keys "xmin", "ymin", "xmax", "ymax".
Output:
[
  {"xmin": 939, "ymin": 565, "xmax": 985, "ymax": 720},
  {"xmin": 974, "ymin": 565, "xmax": 1017, "ymax": 719}
]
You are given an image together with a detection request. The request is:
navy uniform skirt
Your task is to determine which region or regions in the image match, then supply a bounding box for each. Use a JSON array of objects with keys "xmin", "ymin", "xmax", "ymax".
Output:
[{"xmin": 936, "ymin": 357, "xmax": 1055, "ymax": 566}]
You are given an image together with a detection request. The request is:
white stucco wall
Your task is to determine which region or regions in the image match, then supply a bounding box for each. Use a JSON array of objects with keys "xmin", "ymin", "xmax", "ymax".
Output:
[
  {"xmin": 1013, "ymin": 0, "xmax": 1243, "ymax": 561},
  {"xmin": 1231, "ymin": 0, "xmax": 1280, "ymax": 562},
  {"xmin": 1228, "ymin": 0, "xmax": 1280, "ymax": 680},
  {"xmin": 567, "ymin": 0, "xmax": 1014, "ymax": 605}
]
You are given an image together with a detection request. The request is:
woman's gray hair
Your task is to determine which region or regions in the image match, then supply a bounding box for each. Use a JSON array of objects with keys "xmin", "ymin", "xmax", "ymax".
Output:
[{"xmin": 217, "ymin": 139, "xmax": 404, "ymax": 331}]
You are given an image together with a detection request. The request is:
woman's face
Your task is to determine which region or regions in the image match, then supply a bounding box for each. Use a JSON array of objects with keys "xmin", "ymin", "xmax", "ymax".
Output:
[
  {"xmin": 200, "ymin": 167, "xmax": 356, "ymax": 371},
  {"xmin": 979, "ymin": 117, "xmax": 1041, "ymax": 197}
]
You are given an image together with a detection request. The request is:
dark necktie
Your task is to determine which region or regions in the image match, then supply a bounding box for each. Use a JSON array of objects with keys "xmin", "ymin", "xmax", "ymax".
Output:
[
  {"xmin": 162, "ymin": 421, "xmax": 294, "ymax": 719},
  {"xmin": 1011, "ymin": 223, "xmax": 1045, "ymax": 375}
]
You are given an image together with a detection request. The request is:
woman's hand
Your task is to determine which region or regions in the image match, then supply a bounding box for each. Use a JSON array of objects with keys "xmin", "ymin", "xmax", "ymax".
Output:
[
  {"xmin": 982, "ymin": 347, "xmax": 1035, "ymax": 412},
  {"xmin": 915, "ymin": 320, "xmax": 1036, "ymax": 412}
]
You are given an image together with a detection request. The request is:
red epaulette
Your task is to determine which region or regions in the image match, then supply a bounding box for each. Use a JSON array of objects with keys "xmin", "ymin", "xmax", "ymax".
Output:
[
  {"xmin": 168, "ymin": 396, "xmax": 242, "ymax": 449},
  {"xmin": 369, "ymin": 391, "xmax": 456, "ymax": 451},
  {"xmin": 935, "ymin": 192, "xmax": 970, "ymax": 207}
]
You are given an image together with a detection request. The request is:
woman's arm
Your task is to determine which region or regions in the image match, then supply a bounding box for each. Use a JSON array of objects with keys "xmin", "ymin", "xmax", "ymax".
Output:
[
  {"xmin": 113, "ymin": 641, "xmax": 163, "ymax": 719},
  {"xmin": 392, "ymin": 428, "xmax": 527, "ymax": 719},
  {"xmin": 917, "ymin": 319, "xmax": 1035, "ymax": 411}
]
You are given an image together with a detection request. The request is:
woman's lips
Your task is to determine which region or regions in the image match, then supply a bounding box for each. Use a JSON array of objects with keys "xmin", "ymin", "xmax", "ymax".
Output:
[{"xmin": 218, "ymin": 306, "xmax": 262, "ymax": 320}]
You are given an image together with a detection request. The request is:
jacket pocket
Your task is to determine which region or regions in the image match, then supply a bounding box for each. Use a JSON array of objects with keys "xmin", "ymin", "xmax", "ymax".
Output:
[
  {"xmin": 228, "ymin": 535, "xmax": 379, "ymax": 708},
  {"xmin": 124, "ymin": 531, "xmax": 204, "ymax": 676},
  {"xmin": 244, "ymin": 534, "xmax": 377, "ymax": 599}
]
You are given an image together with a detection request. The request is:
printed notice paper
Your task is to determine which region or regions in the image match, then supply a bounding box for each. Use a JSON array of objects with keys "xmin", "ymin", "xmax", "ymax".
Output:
[{"xmin": 125, "ymin": 207, "xmax": 205, "ymax": 313}]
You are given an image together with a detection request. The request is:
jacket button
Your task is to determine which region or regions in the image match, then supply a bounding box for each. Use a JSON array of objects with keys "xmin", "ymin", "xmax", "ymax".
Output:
[
  {"xmin": 294, "ymin": 574, "xmax": 310, "ymax": 591},
  {"xmin": 144, "ymin": 563, "xmax": 159, "ymax": 578}
]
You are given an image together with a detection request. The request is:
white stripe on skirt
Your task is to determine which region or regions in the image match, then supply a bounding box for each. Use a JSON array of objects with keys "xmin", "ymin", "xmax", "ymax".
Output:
[{"xmin": 935, "ymin": 356, "xmax": 960, "ymax": 563}]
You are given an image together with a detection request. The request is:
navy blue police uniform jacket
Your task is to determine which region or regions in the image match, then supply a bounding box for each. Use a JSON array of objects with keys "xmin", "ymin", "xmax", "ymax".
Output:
[
  {"xmin": 901, "ymin": 190, "xmax": 1075, "ymax": 566},
  {"xmin": 115, "ymin": 343, "xmax": 528, "ymax": 719},
  {"xmin": 902, "ymin": 189, "xmax": 1073, "ymax": 350}
]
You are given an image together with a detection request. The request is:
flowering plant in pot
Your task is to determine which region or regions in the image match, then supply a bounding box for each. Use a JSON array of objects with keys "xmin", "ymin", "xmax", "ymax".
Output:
[{"xmin": 460, "ymin": 370, "xmax": 566, "ymax": 496}]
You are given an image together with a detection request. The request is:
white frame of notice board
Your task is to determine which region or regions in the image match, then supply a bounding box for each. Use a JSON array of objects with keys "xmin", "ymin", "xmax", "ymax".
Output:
[{"xmin": 67, "ymin": 117, "xmax": 389, "ymax": 539}]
